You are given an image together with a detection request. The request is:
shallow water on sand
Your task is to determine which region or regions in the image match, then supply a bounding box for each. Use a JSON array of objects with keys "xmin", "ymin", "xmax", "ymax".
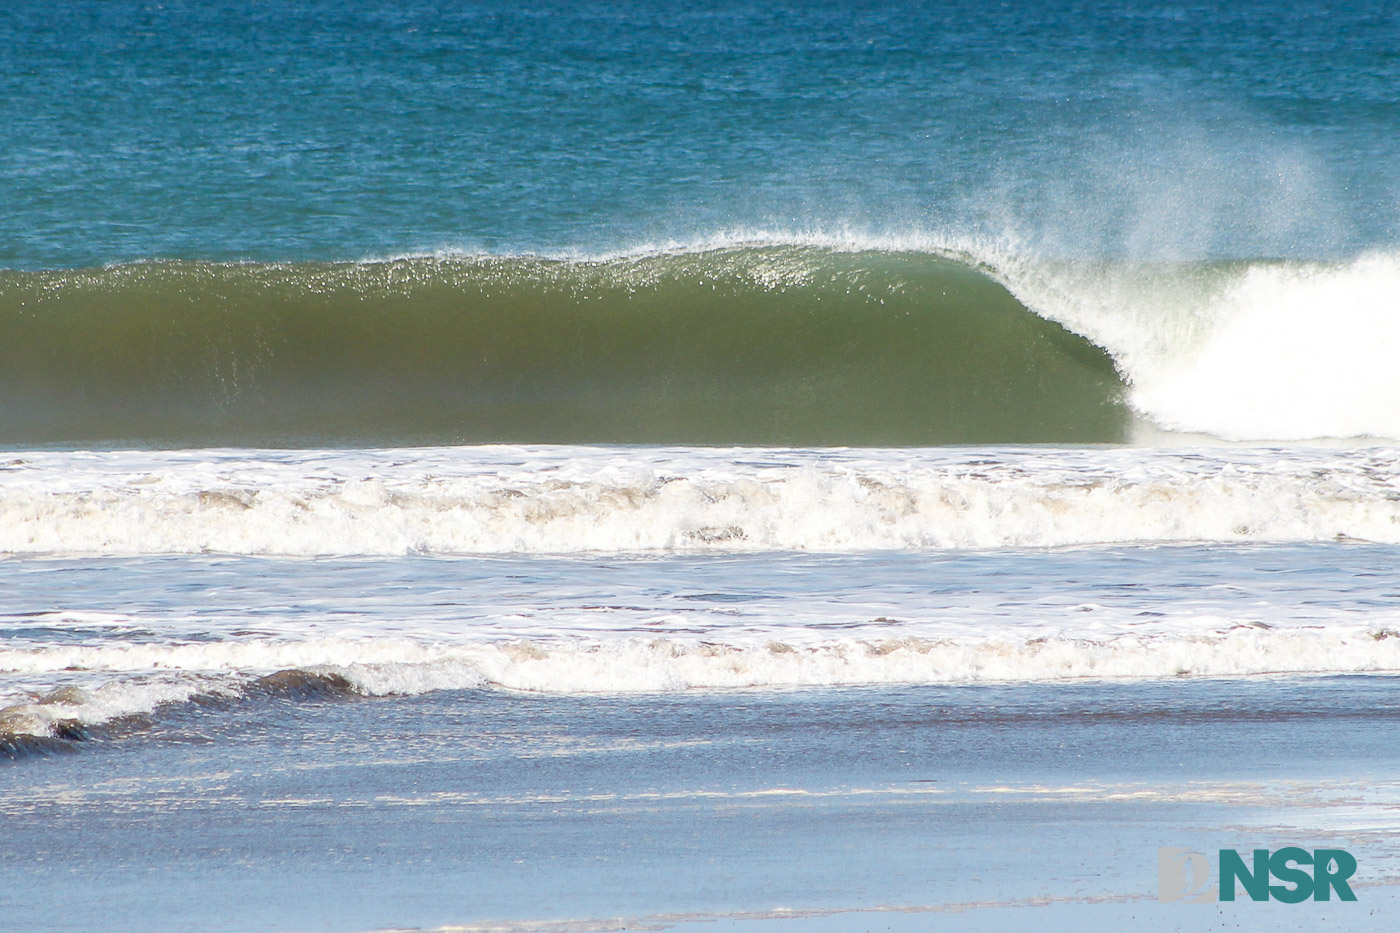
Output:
[{"xmin": 3, "ymin": 678, "xmax": 1399, "ymax": 932}]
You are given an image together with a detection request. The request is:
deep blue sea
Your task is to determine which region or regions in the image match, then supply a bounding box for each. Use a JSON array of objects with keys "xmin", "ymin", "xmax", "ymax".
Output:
[{"xmin": 3, "ymin": 2, "xmax": 1400, "ymax": 931}]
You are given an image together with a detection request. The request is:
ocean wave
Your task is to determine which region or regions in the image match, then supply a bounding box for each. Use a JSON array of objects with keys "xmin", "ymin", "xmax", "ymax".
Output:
[
  {"xmin": 1, "ymin": 446, "xmax": 1397, "ymax": 557},
  {"xmin": 6, "ymin": 235, "xmax": 1400, "ymax": 444},
  {"xmin": 982, "ymin": 246, "xmax": 1400, "ymax": 442},
  {"xmin": 6, "ymin": 626, "xmax": 1400, "ymax": 745},
  {"xmin": 0, "ymin": 245, "xmax": 1125, "ymax": 447}
]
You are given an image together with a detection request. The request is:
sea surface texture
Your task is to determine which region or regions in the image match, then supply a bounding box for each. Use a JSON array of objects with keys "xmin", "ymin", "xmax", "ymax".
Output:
[{"xmin": 2, "ymin": 2, "xmax": 1399, "ymax": 932}]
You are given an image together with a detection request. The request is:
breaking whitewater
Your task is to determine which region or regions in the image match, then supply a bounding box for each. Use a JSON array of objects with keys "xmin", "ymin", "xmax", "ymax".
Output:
[
  {"xmin": 4, "ymin": 236, "xmax": 1400, "ymax": 446},
  {"xmin": 3, "ymin": 235, "xmax": 1400, "ymax": 754}
]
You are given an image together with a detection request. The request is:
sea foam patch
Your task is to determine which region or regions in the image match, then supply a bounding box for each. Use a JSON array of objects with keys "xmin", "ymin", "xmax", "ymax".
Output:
[
  {"xmin": 2, "ymin": 446, "xmax": 1399, "ymax": 557},
  {"xmin": 6, "ymin": 626, "xmax": 1400, "ymax": 741}
]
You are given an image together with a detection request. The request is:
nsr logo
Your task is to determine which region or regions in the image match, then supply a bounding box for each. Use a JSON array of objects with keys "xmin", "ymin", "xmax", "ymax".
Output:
[{"xmin": 1158, "ymin": 847, "xmax": 1357, "ymax": 903}]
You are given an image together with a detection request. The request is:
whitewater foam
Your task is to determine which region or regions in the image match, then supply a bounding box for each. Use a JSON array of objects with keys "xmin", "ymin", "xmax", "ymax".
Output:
[
  {"xmin": 7, "ymin": 625, "xmax": 1400, "ymax": 741},
  {"xmin": 2, "ymin": 446, "xmax": 1398, "ymax": 557},
  {"xmin": 10, "ymin": 234, "xmax": 1400, "ymax": 443},
  {"xmin": 399, "ymin": 231, "xmax": 1400, "ymax": 443},
  {"xmin": 918, "ymin": 238, "xmax": 1400, "ymax": 443}
]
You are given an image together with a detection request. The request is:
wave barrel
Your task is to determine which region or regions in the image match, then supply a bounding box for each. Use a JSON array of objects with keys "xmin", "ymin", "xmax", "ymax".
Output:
[{"xmin": 0, "ymin": 249, "xmax": 1129, "ymax": 447}]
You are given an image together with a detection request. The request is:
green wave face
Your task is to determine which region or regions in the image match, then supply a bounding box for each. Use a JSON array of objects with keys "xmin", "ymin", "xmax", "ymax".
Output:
[{"xmin": 0, "ymin": 248, "xmax": 1129, "ymax": 447}]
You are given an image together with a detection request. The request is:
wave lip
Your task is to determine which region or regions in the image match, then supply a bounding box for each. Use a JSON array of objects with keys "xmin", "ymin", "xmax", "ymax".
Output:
[
  {"xmin": 0, "ymin": 246, "xmax": 1127, "ymax": 447},
  {"xmin": 5, "ymin": 238, "xmax": 1400, "ymax": 445},
  {"xmin": 985, "ymin": 248, "xmax": 1400, "ymax": 443}
]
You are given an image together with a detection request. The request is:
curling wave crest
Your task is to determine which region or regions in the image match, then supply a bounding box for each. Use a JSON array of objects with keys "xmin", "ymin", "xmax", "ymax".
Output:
[
  {"xmin": 985, "ymin": 246, "xmax": 1400, "ymax": 442},
  {"xmin": 7, "ymin": 238, "xmax": 1399, "ymax": 445}
]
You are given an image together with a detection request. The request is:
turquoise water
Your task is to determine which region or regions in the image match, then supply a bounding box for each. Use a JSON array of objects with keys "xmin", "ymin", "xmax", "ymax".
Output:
[
  {"xmin": 5, "ymin": 4, "xmax": 1400, "ymax": 931},
  {"xmin": 4, "ymin": 0, "xmax": 1398, "ymax": 268},
  {"xmin": 5, "ymin": 1, "xmax": 1400, "ymax": 445}
]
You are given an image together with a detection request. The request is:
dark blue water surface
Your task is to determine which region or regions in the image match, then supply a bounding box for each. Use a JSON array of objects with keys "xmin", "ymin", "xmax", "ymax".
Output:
[{"xmin": 4, "ymin": 0, "xmax": 1398, "ymax": 268}]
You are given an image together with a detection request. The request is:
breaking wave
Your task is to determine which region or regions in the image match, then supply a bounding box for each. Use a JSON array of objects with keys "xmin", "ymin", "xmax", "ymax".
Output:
[
  {"xmin": 6, "ymin": 626, "xmax": 1400, "ymax": 748},
  {"xmin": 2, "ymin": 446, "xmax": 1398, "ymax": 557},
  {"xmin": 4, "ymin": 237, "xmax": 1398, "ymax": 445},
  {"xmin": 0, "ymin": 245, "xmax": 1124, "ymax": 447}
]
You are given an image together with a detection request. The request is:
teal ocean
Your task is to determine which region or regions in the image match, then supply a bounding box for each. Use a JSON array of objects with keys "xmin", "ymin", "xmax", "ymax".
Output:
[
  {"xmin": 3, "ymin": 3, "xmax": 1400, "ymax": 932},
  {"xmin": 4, "ymin": 1, "xmax": 1400, "ymax": 446},
  {"xmin": 5, "ymin": 0, "xmax": 1399, "ymax": 269}
]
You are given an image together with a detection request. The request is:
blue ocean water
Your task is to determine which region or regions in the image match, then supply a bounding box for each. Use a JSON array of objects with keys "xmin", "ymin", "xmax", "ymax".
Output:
[
  {"xmin": 5, "ymin": 676, "xmax": 1400, "ymax": 932},
  {"xmin": 3, "ymin": 0, "xmax": 1398, "ymax": 268},
  {"xmin": 4, "ymin": 2, "xmax": 1400, "ymax": 931}
]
